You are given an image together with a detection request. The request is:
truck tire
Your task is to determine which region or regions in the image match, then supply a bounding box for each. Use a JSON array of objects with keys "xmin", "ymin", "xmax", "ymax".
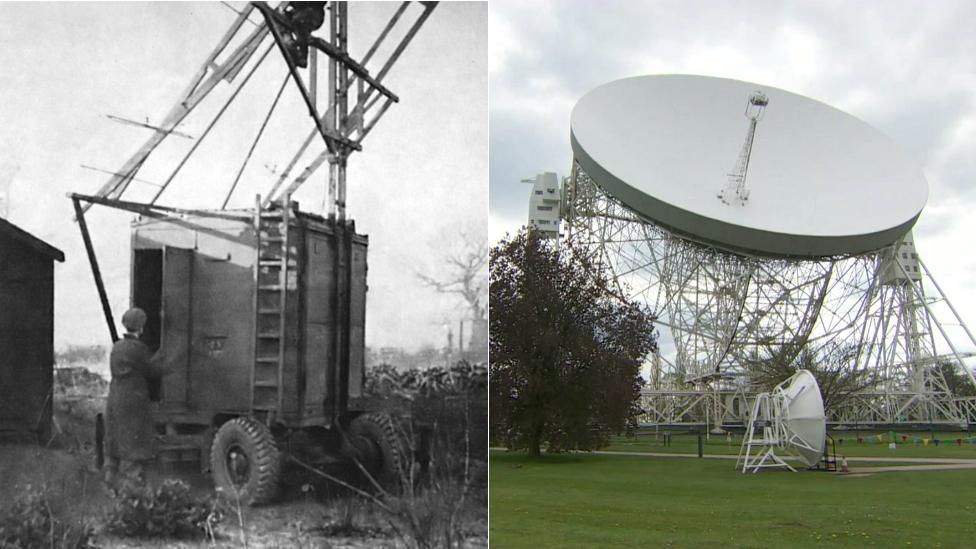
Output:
[
  {"xmin": 348, "ymin": 413, "xmax": 407, "ymax": 490},
  {"xmin": 210, "ymin": 417, "xmax": 280, "ymax": 505}
]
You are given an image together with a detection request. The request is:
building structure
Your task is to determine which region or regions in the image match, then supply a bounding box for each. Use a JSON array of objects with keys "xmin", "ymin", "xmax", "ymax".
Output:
[
  {"xmin": 522, "ymin": 172, "xmax": 561, "ymax": 238},
  {"xmin": 0, "ymin": 217, "xmax": 65, "ymax": 441}
]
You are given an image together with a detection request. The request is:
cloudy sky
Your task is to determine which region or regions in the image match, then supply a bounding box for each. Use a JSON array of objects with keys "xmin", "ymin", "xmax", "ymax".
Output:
[
  {"xmin": 490, "ymin": 0, "xmax": 976, "ymax": 363},
  {"xmin": 1, "ymin": 2, "xmax": 487, "ymax": 361}
]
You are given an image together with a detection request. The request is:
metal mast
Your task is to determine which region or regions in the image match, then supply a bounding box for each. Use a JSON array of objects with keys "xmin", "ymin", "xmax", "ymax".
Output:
[
  {"xmin": 82, "ymin": 1, "xmax": 438, "ymax": 217},
  {"xmin": 71, "ymin": 1, "xmax": 439, "ymax": 354},
  {"xmin": 718, "ymin": 91, "xmax": 768, "ymax": 207}
]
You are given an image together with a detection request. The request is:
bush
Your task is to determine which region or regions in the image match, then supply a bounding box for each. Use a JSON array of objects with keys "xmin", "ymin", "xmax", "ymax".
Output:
[
  {"xmin": 344, "ymin": 362, "xmax": 490, "ymax": 547},
  {"xmin": 104, "ymin": 479, "xmax": 220, "ymax": 540},
  {"xmin": 0, "ymin": 485, "xmax": 96, "ymax": 549},
  {"xmin": 366, "ymin": 361, "xmax": 488, "ymax": 475},
  {"xmin": 385, "ymin": 483, "xmax": 473, "ymax": 549},
  {"xmin": 54, "ymin": 367, "xmax": 108, "ymax": 397}
]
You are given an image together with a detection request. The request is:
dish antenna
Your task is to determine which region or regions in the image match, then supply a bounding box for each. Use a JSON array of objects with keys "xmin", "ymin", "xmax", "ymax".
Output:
[
  {"xmin": 736, "ymin": 369, "xmax": 826, "ymax": 473},
  {"xmin": 563, "ymin": 74, "xmax": 976, "ymax": 428}
]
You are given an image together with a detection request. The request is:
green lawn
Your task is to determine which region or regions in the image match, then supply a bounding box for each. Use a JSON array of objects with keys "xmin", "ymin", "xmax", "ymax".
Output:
[
  {"xmin": 604, "ymin": 431, "xmax": 976, "ymax": 460},
  {"xmin": 490, "ymin": 451, "xmax": 976, "ymax": 548}
]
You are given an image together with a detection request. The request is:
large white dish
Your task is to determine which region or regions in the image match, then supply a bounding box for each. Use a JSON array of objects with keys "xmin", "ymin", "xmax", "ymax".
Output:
[
  {"xmin": 783, "ymin": 370, "xmax": 826, "ymax": 468},
  {"xmin": 570, "ymin": 75, "xmax": 928, "ymax": 257}
]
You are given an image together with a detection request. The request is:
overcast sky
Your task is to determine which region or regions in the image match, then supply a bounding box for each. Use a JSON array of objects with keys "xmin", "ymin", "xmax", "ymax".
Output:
[
  {"xmin": 490, "ymin": 0, "xmax": 976, "ymax": 364},
  {"xmin": 0, "ymin": 2, "xmax": 487, "ymax": 360}
]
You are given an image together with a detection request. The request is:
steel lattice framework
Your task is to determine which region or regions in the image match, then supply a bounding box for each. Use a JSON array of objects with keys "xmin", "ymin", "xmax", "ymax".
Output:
[
  {"xmin": 566, "ymin": 161, "xmax": 976, "ymax": 427},
  {"xmin": 85, "ymin": 1, "xmax": 437, "ymax": 220}
]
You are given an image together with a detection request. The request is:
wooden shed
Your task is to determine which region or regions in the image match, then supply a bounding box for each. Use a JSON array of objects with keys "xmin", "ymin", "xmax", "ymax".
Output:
[{"xmin": 0, "ymin": 217, "xmax": 64, "ymax": 442}]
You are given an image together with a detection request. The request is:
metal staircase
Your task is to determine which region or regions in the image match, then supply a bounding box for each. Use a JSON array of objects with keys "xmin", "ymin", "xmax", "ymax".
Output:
[{"xmin": 251, "ymin": 197, "xmax": 292, "ymax": 416}]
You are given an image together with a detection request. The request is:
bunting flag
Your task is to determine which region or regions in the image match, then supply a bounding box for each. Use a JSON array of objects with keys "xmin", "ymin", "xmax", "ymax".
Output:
[
  {"xmin": 856, "ymin": 431, "xmax": 976, "ymax": 446},
  {"xmin": 842, "ymin": 432, "xmax": 976, "ymax": 448}
]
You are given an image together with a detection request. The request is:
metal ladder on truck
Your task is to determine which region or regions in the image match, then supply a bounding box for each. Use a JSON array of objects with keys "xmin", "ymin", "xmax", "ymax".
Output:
[{"xmin": 251, "ymin": 196, "xmax": 292, "ymax": 419}]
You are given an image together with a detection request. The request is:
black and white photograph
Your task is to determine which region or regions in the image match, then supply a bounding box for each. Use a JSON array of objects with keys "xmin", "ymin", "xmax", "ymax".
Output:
[{"xmin": 1, "ymin": 2, "xmax": 487, "ymax": 547}]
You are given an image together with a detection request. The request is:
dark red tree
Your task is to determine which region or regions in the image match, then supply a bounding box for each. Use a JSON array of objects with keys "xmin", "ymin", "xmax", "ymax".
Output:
[{"xmin": 489, "ymin": 230, "xmax": 657, "ymax": 456}]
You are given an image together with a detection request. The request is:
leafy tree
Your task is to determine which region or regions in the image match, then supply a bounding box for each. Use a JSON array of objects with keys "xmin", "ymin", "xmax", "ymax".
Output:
[
  {"xmin": 489, "ymin": 230, "xmax": 657, "ymax": 456},
  {"xmin": 935, "ymin": 360, "xmax": 976, "ymax": 398},
  {"xmin": 744, "ymin": 341, "xmax": 874, "ymax": 417}
]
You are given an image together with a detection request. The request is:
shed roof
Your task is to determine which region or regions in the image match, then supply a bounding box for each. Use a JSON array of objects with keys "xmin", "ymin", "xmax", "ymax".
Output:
[{"xmin": 0, "ymin": 217, "xmax": 65, "ymax": 262}]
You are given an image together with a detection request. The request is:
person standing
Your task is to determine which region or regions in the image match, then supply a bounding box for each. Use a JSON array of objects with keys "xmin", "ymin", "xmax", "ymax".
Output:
[{"xmin": 104, "ymin": 307, "xmax": 171, "ymax": 488}]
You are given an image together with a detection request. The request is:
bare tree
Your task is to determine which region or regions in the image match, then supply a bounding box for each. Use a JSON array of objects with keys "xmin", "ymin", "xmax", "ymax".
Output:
[
  {"xmin": 744, "ymin": 341, "xmax": 875, "ymax": 417},
  {"xmin": 418, "ymin": 227, "xmax": 488, "ymax": 322}
]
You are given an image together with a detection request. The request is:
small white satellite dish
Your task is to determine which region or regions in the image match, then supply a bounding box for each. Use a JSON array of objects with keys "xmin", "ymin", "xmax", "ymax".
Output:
[{"xmin": 736, "ymin": 369, "xmax": 826, "ymax": 473}]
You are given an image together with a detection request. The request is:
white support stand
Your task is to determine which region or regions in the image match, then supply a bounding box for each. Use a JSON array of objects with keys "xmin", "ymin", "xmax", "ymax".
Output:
[
  {"xmin": 737, "ymin": 370, "xmax": 827, "ymax": 473},
  {"xmin": 737, "ymin": 392, "xmax": 796, "ymax": 473}
]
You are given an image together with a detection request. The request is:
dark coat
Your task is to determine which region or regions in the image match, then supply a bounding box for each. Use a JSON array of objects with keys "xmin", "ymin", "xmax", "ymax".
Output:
[{"xmin": 105, "ymin": 335, "xmax": 169, "ymax": 462}]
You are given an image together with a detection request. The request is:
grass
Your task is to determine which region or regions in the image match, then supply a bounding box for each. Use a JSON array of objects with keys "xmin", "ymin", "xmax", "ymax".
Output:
[
  {"xmin": 603, "ymin": 430, "xmax": 976, "ymax": 460},
  {"xmin": 489, "ymin": 450, "xmax": 976, "ymax": 548}
]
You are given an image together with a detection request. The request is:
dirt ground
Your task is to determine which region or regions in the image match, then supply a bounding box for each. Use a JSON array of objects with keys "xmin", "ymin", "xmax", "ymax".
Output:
[
  {"xmin": 0, "ymin": 365, "xmax": 488, "ymax": 547},
  {"xmin": 2, "ymin": 379, "xmax": 488, "ymax": 548}
]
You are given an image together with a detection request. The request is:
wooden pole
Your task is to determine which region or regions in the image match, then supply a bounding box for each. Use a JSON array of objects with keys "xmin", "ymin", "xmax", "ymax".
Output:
[{"xmin": 72, "ymin": 198, "xmax": 118, "ymax": 342}]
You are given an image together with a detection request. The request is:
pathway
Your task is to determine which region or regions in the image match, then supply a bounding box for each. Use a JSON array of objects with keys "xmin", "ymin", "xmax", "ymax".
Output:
[{"xmin": 490, "ymin": 447, "xmax": 976, "ymax": 473}]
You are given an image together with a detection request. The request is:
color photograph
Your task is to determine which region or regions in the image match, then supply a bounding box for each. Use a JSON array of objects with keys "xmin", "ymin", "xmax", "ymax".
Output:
[{"xmin": 489, "ymin": 1, "xmax": 976, "ymax": 547}]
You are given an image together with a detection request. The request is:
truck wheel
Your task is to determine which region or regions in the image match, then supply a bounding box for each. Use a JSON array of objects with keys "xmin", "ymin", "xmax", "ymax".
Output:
[
  {"xmin": 348, "ymin": 413, "xmax": 406, "ymax": 490},
  {"xmin": 210, "ymin": 417, "xmax": 280, "ymax": 505}
]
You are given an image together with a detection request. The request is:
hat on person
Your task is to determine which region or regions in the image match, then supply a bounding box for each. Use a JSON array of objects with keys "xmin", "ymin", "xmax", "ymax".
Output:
[{"xmin": 121, "ymin": 307, "xmax": 147, "ymax": 332}]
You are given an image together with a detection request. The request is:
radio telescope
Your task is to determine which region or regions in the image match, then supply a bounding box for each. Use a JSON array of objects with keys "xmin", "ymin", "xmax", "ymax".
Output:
[
  {"xmin": 737, "ymin": 370, "xmax": 826, "ymax": 473},
  {"xmin": 561, "ymin": 75, "xmax": 976, "ymax": 426}
]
